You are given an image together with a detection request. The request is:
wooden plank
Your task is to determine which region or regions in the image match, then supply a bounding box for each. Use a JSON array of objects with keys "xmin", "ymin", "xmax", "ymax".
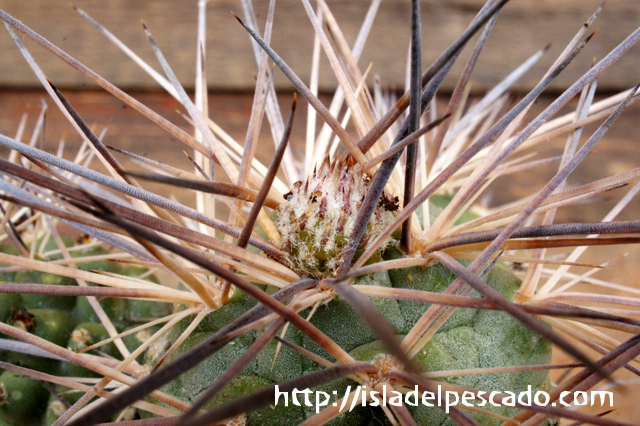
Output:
[{"xmin": 0, "ymin": 0, "xmax": 638, "ymax": 92}]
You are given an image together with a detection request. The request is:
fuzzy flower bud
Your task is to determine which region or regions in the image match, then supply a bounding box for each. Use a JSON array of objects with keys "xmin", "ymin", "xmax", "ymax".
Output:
[{"xmin": 276, "ymin": 156, "xmax": 398, "ymax": 278}]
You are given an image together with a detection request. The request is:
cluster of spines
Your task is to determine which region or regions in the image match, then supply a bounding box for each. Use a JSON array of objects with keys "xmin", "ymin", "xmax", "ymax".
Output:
[{"xmin": 0, "ymin": 236, "xmax": 171, "ymax": 425}]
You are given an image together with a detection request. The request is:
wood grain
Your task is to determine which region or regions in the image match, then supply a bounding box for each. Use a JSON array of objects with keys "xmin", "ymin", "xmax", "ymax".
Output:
[{"xmin": 0, "ymin": 0, "xmax": 638, "ymax": 92}]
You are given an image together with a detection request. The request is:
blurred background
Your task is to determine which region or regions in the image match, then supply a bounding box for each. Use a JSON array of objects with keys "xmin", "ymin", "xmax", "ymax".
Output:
[
  {"xmin": 0, "ymin": 0, "xmax": 638, "ymax": 92},
  {"xmin": 1, "ymin": 0, "xmax": 640, "ymax": 423}
]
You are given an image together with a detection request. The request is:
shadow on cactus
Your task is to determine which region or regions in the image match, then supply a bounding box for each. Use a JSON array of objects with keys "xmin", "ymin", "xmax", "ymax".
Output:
[{"xmin": 0, "ymin": 0, "xmax": 639, "ymax": 425}]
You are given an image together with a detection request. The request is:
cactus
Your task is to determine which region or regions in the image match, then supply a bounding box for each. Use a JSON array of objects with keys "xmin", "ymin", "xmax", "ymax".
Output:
[
  {"xmin": 0, "ymin": 370, "xmax": 49, "ymax": 426},
  {"xmin": 0, "ymin": 1, "xmax": 639, "ymax": 425}
]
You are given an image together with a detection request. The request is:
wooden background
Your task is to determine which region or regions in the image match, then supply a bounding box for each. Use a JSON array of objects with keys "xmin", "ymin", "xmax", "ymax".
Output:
[{"xmin": 0, "ymin": 0, "xmax": 638, "ymax": 92}]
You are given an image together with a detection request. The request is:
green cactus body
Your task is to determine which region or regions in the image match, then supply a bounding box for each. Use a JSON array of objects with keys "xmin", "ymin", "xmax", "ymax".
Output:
[
  {"xmin": 153, "ymin": 255, "xmax": 551, "ymax": 426},
  {"xmin": 0, "ymin": 242, "xmax": 173, "ymax": 424},
  {"xmin": 122, "ymin": 265, "xmax": 173, "ymax": 322},
  {"xmin": 0, "ymin": 294, "xmax": 21, "ymax": 325},
  {"xmin": 43, "ymin": 385, "xmax": 87, "ymax": 426},
  {"xmin": 62, "ymin": 322, "xmax": 119, "ymax": 378},
  {"xmin": 71, "ymin": 246, "xmax": 119, "ymax": 275},
  {"xmin": 14, "ymin": 270, "xmax": 76, "ymax": 312},
  {"xmin": 8, "ymin": 308, "xmax": 76, "ymax": 375},
  {"xmin": 0, "ymin": 189, "xmax": 553, "ymax": 425},
  {"xmin": 73, "ymin": 295, "xmax": 129, "ymax": 331},
  {"xmin": 122, "ymin": 325, "xmax": 160, "ymax": 364},
  {"xmin": 14, "ymin": 236, "xmax": 78, "ymax": 311},
  {"xmin": 16, "ymin": 236, "xmax": 122, "ymax": 312},
  {"xmin": 44, "ymin": 395, "xmax": 68, "ymax": 426},
  {"xmin": 0, "ymin": 370, "xmax": 49, "ymax": 426},
  {"xmin": 132, "ymin": 188, "xmax": 551, "ymax": 425},
  {"xmin": 0, "ymin": 198, "xmax": 552, "ymax": 426}
]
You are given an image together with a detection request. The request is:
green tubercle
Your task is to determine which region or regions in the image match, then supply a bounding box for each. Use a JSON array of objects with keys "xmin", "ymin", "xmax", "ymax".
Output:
[
  {"xmin": 14, "ymin": 236, "xmax": 77, "ymax": 311},
  {"xmin": 121, "ymin": 265, "xmax": 173, "ymax": 322},
  {"xmin": 44, "ymin": 385, "xmax": 87, "ymax": 425},
  {"xmin": 0, "ymin": 370, "xmax": 48, "ymax": 426},
  {"xmin": 8, "ymin": 308, "xmax": 76, "ymax": 374},
  {"xmin": 62, "ymin": 322, "xmax": 119, "ymax": 378}
]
